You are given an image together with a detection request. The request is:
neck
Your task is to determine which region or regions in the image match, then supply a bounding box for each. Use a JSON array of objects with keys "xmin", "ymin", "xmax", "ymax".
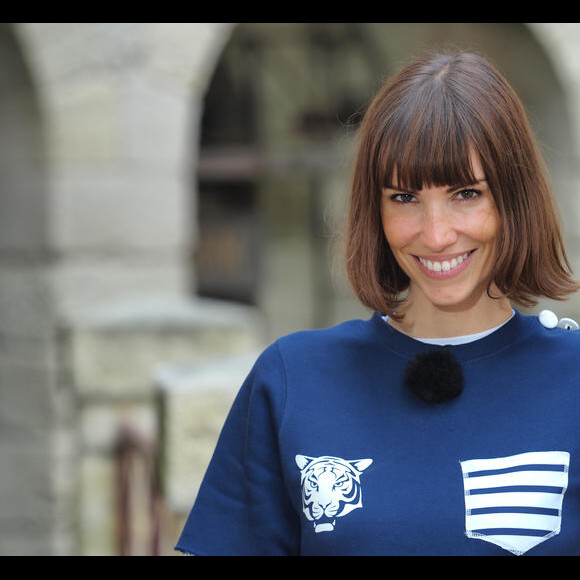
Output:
[{"xmin": 388, "ymin": 287, "xmax": 513, "ymax": 339}]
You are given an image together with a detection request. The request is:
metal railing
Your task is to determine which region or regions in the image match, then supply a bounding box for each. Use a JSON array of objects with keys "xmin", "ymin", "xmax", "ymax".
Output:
[{"xmin": 114, "ymin": 423, "xmax": 163, "ymax": 556}]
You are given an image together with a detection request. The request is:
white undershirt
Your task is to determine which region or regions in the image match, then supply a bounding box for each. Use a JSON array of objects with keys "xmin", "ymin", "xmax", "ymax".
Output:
[{"xmin": 382, "ymin": 309, "xmax": 515, "ymax": 346}]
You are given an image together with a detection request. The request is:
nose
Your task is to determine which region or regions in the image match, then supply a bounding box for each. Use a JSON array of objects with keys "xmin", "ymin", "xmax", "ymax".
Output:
[{"xmin": 420, "ymin": 204, "xmax": 458, "ymax": 251}]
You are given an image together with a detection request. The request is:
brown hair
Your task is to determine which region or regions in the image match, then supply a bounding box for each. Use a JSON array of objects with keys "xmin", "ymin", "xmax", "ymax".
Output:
[{"xmin": 345, "ymin": 50, "xmax": 579, "ymax": 316}]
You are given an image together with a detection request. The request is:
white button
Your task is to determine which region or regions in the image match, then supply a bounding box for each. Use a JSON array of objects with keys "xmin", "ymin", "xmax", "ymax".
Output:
[
  {"xmin": 539, "ymin": 309, "xmax": 558, "ymax": 329},
  {"xmin": 557, "ymin": 317, "xmax": 579, "ymax": 331}
]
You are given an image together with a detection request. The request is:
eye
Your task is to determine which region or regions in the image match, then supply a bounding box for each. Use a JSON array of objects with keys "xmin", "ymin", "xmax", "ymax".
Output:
[
  {"xmin": 455, "ymin": 188, "xmax": 481, "ymax": 201},
  {"xmin": 390, "ymin": 192, "xmax": 417, "ymax": 204}
]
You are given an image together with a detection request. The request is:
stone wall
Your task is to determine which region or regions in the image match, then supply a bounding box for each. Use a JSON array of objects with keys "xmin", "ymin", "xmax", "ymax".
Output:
[{"xmin": 0, "ymin": 22, "xmax": 247, "ymax": 555}]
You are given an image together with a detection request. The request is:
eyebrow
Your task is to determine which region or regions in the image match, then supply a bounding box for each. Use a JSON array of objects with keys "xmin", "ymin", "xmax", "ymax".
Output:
[{"xmin": 383, "ymin": 179, "xmax": 488, "ymax": 193}]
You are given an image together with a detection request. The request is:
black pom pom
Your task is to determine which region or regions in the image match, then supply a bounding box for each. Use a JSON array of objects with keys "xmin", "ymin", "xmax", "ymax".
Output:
[{"xmin": 404, "ymin": 347, "xmax": 464, "ymax": 403}]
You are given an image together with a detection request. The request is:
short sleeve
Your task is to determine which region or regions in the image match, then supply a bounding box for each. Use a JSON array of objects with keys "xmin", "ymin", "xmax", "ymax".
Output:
[{"xmin": 174, "ymin": 343, "xmax": 300, "ymax": 555}]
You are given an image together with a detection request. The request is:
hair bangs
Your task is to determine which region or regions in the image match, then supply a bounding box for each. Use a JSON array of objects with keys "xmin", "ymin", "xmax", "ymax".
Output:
[{"xmin": 378, "ymin": 84, "xmax": 479, "ymax": 192}]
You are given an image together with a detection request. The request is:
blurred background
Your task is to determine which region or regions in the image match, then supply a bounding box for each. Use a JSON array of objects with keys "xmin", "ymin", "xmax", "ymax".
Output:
[{"xmin": 2, "ymin": 22, "xmax": 580, "ymax": 555}]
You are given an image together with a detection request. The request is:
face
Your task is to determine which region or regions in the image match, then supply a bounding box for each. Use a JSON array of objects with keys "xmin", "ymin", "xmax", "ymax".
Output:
[{"xmin": 380, "ymin": 153, "xmax": 501, "ymax": 314}]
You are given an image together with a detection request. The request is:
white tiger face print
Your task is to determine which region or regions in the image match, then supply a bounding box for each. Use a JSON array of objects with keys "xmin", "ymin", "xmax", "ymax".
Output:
[{"xmin": 295, "ymin": 454, "xmax": 373, "ymax": 533}]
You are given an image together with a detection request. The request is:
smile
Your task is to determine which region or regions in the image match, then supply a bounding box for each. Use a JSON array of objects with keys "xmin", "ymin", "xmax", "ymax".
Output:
[{"xmin": 414, "ymin": 250, "xmax": 476, "ymax": 277}]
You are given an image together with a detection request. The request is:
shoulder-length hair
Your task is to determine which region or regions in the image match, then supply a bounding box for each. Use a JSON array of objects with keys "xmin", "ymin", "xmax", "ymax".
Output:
[{"xmin": 345, "ymin": 50, "xmax": 579, "ymax": 317}]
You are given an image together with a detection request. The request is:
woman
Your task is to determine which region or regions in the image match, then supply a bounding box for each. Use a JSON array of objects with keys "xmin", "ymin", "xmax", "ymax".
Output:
[{"xmin": 176, "ymin": 50, "xmax": 580, "ymax": 555}]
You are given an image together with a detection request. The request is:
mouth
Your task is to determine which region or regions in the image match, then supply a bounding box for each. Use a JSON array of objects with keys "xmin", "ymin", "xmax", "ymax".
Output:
[{"xmin": 414, "ymin": 250, "xmax": 476, "ymax": 278}]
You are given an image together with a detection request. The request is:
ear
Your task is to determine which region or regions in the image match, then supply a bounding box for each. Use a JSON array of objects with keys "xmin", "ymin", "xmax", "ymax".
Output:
[
  {"xmin": 352, "ymin": 458, "xmax": 373, "ymax": 473},
  {"xmin": 295, "ymin": 454, "xmax": 313, "ymax": 470}
]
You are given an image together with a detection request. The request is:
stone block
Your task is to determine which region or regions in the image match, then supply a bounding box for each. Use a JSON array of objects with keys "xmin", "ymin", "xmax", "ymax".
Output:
[
  {"xmin": 0, "ymin": 517, "xmax": 54, "ymax": 556},
  {"xmin": 50, "ymin": 258, "xmax": 189, "ymax": 320},
  {"xmin": 61, "ymin": 297, "xmax": 263, "ymax": 396},
  {"xmin": 78, "ymin": 455, "xmax": 116, "ymax": 556},
  {"xmin": 49, "ymin": 171, "xmax": 188, "ymax": 251},
  {"xmin": 0, "ymin": 448, "xmax": 53, "ymax": 521},
  {"xmin": 157, "ymin": 350, "xmax": 260, "ymax": 515},
  {"xmin": 0, "ymin": 264, "xmax": 54, "ymax": 336}
]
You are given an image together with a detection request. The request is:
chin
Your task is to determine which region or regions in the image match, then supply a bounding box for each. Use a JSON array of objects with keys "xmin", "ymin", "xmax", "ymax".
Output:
[{"xmin": 421, "ymin": 288, "xmax": 483, "ymax": 312}]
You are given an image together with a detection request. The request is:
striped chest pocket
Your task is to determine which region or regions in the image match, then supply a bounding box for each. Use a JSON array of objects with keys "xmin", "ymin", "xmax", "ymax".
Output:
[{"xmin": 460, "ymin": 451, "xmax": 570, "ymax": 555}]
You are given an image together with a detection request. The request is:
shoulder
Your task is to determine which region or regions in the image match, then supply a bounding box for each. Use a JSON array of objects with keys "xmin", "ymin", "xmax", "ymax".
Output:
[
  {"xmin": 247, "ymin": 316, "xmax": 377, "ymax": 379},
  {"xmin": 522, "ymin": 309, "xmax": 580, "ymax": 352},
  {"xmin": 247, "ymin": 316, "xmax": 372, "ymax": 376},
  {"xmin": 273, "ymin": 316, "xmax": 374, "ymax": 358}
]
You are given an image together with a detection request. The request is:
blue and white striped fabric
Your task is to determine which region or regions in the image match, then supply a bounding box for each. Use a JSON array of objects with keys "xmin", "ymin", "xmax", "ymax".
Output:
[{"xmin": 460, "ymin": 451, "xmax": 570, "ymax": 555}]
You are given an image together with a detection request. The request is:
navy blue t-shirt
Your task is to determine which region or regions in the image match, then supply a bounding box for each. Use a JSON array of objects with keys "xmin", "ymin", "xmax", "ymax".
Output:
[{"xmin": 176, "ymin": 310, "xmax": 580, "ymax": 555}]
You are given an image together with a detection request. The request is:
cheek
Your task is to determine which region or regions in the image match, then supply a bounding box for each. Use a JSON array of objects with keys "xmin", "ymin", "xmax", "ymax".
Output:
[
  {"xmin": 469, "ymin": 207, "xmax": 500, "ymax": 244},
  {"xmin": 381, "ymin": 212, "xmax": 416, "ymax": 250}
]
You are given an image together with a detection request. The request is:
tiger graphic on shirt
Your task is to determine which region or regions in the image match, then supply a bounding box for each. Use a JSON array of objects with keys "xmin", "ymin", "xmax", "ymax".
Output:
[{"xmin": 295, "ymin": 454, "xmax": 373, "ymax": 533}]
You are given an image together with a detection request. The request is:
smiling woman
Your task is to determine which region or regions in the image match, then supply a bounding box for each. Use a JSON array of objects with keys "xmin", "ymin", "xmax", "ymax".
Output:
[{"xmin": 346, "ymin": 51, "xmax": 579, "ymax": 329}]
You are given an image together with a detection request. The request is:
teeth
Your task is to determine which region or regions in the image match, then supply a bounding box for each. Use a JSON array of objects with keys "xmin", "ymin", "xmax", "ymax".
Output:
[{"xmin": 418, "ymin": 252, "xmax": 471, "ymax": 272}]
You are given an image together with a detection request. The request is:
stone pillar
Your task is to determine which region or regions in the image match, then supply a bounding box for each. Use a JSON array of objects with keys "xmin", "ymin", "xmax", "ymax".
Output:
[
  {"xmin": 0, "ymin": 23, "xmax": 57, "ymax": 556},
  {"xmin": 15, "ymin": 22, "xmax": 235, "ymax": 315},
  {"xmin": 5, "ymin": 22, "xmax": 253, "ymax": 555}
]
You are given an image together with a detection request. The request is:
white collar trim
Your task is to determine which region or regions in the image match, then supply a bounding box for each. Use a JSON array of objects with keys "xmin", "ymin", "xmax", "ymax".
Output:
[{"xmin": 382, "ymin": 309, "xmax": 515, "ymax": 346}]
